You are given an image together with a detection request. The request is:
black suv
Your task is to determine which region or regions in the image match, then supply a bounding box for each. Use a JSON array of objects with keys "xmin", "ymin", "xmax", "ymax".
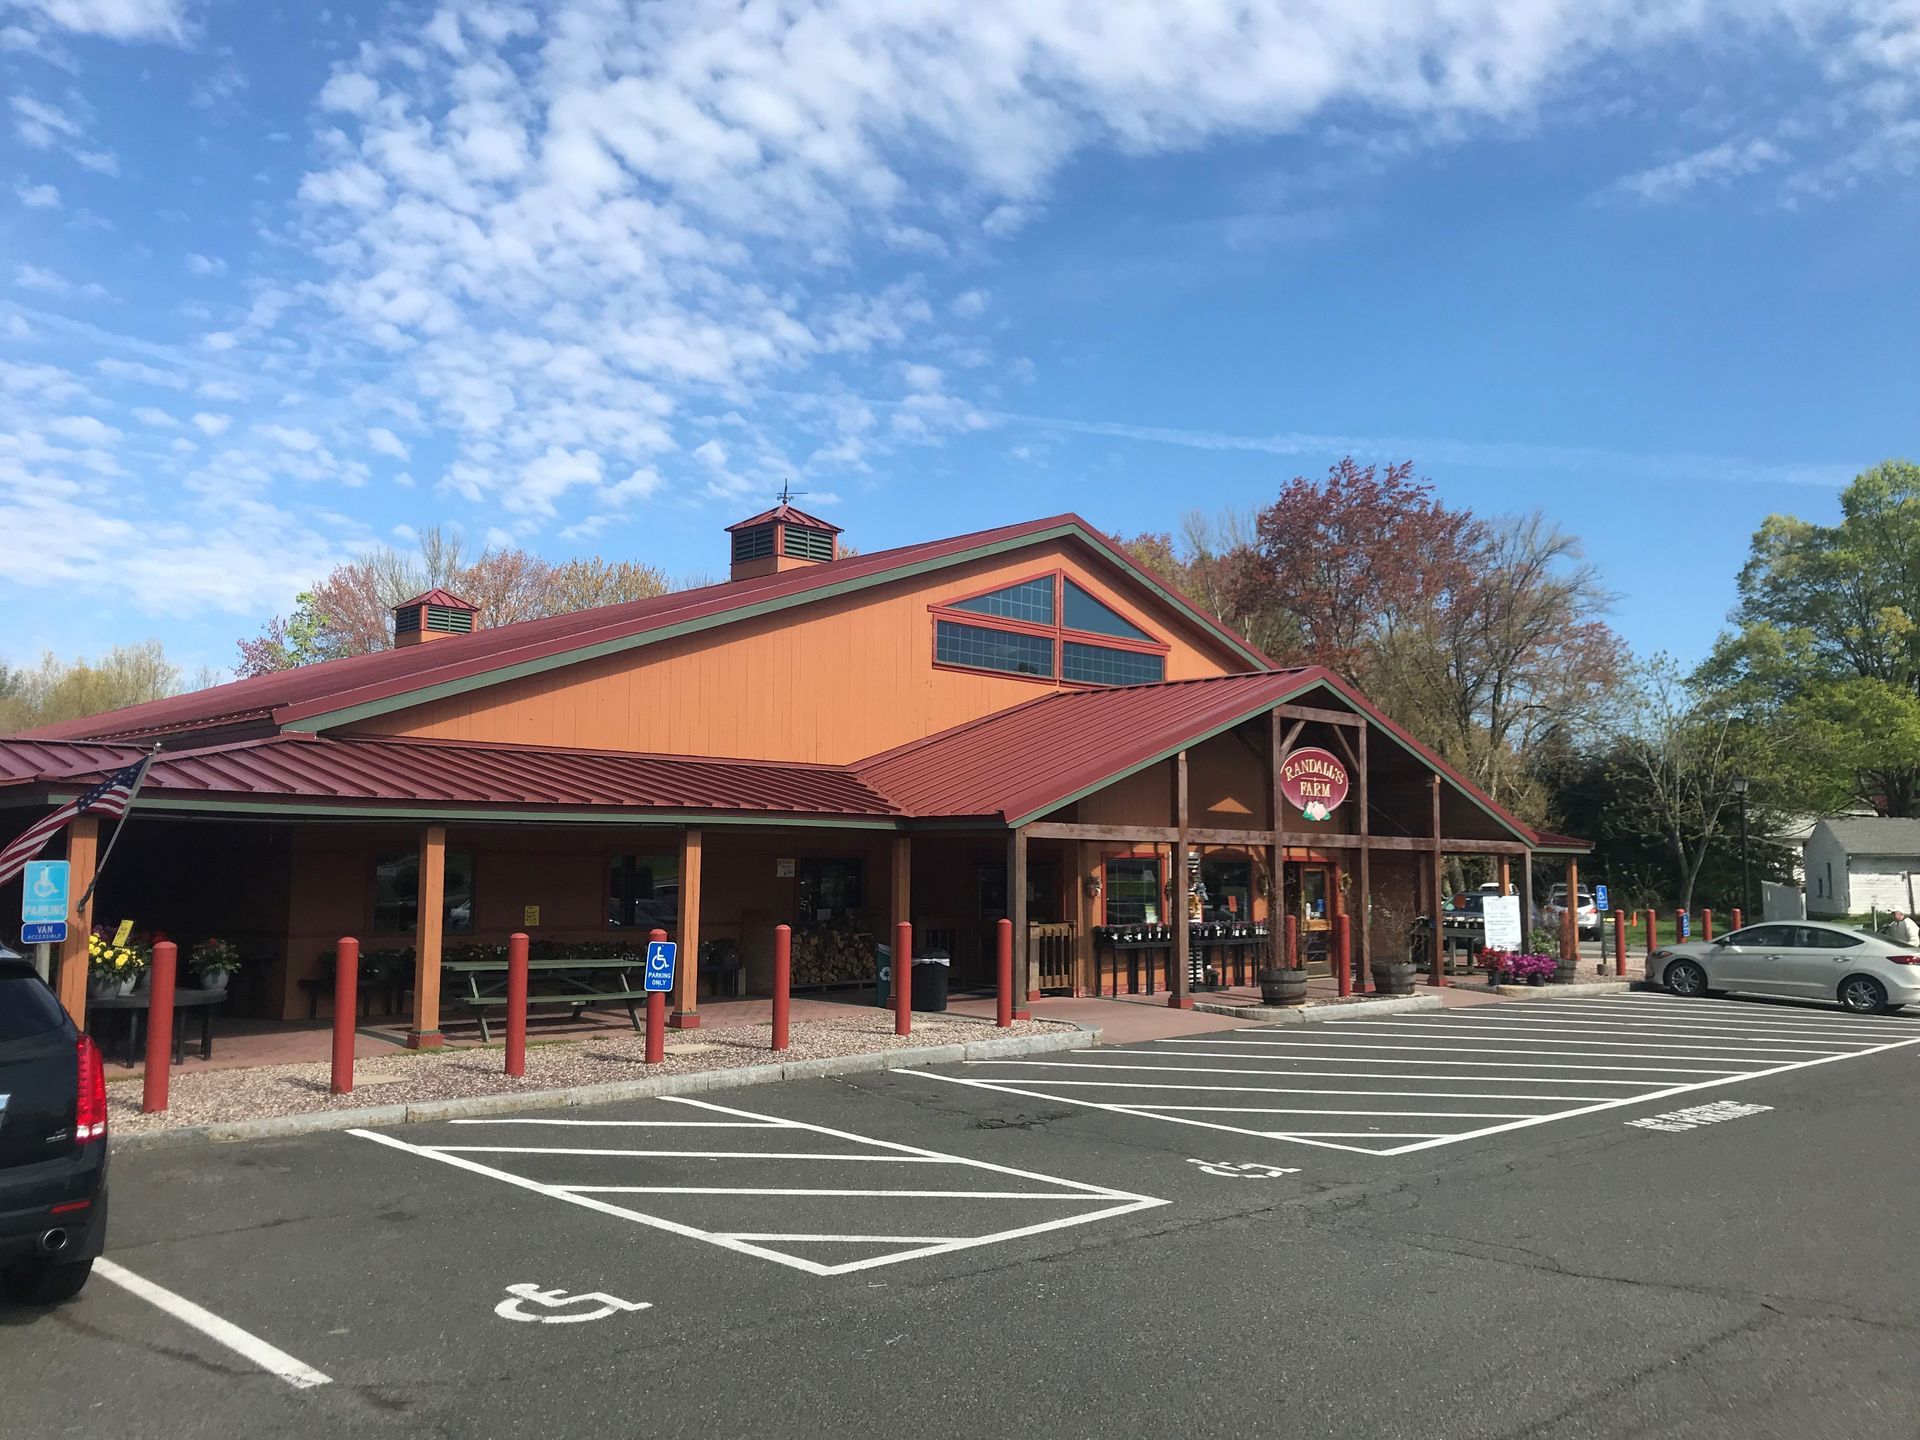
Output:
[{"xmin": 0, "ymin": 958, "xmax": 109, "ymax": 1304}]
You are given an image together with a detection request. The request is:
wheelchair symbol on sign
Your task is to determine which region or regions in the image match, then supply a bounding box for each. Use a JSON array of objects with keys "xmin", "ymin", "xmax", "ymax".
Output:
[
  {"xmin": 495, "ymin": 1283, "xmax": 651, "ymax": 1324},
  {"xmin": 644, "ymin": 940, "xmax": 677, "ymax": 992}
]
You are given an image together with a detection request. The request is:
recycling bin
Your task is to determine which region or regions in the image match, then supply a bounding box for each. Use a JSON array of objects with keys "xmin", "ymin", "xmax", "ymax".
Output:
[
  {"xmin": 875, "ymin": 943, "xmax": 895, "ymax": 1009},
  {"xmin": 910, "ymin": 953, "xmax": 951, "ymax": 1013}
]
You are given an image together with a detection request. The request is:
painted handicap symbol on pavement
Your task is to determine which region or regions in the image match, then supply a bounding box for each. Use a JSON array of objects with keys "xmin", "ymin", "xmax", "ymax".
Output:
[
  {"xmin": 1186, "ymin": 1159, "xmax": 1300, "ymax": 1179},
  {"xmin": 494, "ymin": 1283, "xmax": 652, "ymax": 1324}
]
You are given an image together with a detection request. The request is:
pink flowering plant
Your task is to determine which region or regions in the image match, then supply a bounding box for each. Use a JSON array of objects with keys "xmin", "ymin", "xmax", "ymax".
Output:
[{"xmin": 1479, "ymin": 950, "xmax": 1557, "ymax": 981}]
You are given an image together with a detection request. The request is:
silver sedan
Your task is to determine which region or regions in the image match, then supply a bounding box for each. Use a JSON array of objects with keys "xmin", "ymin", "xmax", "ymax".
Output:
[{"xmin": 1648, "ymin": 922, "xmax": 1920, "ymax": 1014}]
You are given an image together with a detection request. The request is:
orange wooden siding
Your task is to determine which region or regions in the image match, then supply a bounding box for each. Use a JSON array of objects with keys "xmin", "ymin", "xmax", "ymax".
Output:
[{"xmin": 348, "ymin": 542, "xmax": 1253, "ymax": 764}]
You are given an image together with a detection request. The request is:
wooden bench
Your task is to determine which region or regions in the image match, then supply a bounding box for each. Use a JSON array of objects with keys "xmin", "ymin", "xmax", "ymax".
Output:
[{"xmin": 443, "ymin": 957, "xmax": 647, "ymax": 1042}]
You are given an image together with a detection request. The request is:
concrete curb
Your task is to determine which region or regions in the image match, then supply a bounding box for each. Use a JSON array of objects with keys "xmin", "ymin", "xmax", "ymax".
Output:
[
  {"xmin": 1191, "ymin": 994, "xmax": 1443, "ymax": 1023},
  {"xmin": 1490, "ymin": 980, "xmax": 1635, "ymax": 999},
  {"xmin": 109, "ymin": 1026, "xmax": 1095, "ymax": 1153}
]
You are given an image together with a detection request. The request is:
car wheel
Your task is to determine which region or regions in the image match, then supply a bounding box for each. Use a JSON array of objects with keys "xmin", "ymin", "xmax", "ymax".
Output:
[
  {"xmin": 1838, "ymin": 975, "xmax": 1888, "ymax": 1014},
  {"xmin": 2, "ymin": 1257, "xmax": 93, "ymax": 1305},
  {"xmin": 1665, "ymin": 959, "xmax": 1709, "ymax": 997}
]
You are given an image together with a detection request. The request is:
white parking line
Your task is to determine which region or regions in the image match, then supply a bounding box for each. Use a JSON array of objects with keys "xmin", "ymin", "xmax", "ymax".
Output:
[
  {"xmin": 911, "ymin": 995, "xmax": 1920, "ymax": 1157},
  {"xmin": 94, "ymin": 1258, "xmax": 332, "ymax": 1390},
  {"xmin": 355, "ymin": 1095, "xmax": 1165, "ymax": 1276}
]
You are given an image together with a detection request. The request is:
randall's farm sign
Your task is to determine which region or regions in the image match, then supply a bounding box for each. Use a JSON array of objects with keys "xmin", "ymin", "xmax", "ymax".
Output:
[{"xmin": 1280, "ymin": 747, "xmax": 1350, "ymax": 823}]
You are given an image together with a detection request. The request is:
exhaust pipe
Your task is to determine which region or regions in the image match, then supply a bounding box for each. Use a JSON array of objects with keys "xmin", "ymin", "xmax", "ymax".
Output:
[{"xmin": 37, "ymin": 1228, "xmax": 69, "ymax": 1257}]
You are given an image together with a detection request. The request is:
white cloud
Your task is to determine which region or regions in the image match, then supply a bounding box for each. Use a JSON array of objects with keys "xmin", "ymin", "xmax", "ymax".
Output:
[
  {"xmin": 130, "ymin": 405, "xmax": 177, "ymax": 427},
  {"xmin": 15, "ymin": 181, "xmax": 58, "ymax": 208},
  {"xmin": 15, "ymin": 0, "xmax": 193, "ymax": 43},
  {"xmin": 201, "ymin": 331, "xmax": 237, "ymax": 351},
  {"xmin": 98, "ymin": 357, "xmax": 187, "ymax": 389},
  {"xmin": 950, "ymin": 288, "xmax": 989, "ymax": 318},
  {"xmin": 902, "ymin": 363, "xmax": 943, "ymax": 393},
  {"xmin": 14, "ymin": 263, "xmax": 105, "ymax": 298},
  {"xmin": 184, "ymin": 252, "xmax": 227, "ymax": 276},
  {"xmin": 190, "ymin": 411, "xmax": 230, "ymax": 435},
  {"xmin": 257, "ymin": 423, "xmax": 320, "ymax": 452},
  {"xmin": 10, "ymin": 95, "xmax": 81, "ymax": 148},
  {"xmin": 692, "ymin": 439, "xmax": 729, "ymax": 470},
  {"xmin": 196, "ymin": 379, "xmax": 245, "ymax": 401},
  {"xmin": 515, "ymin": 445, "xmax": 604, "ymax": 515},
  {"xmin": 1615, "ymin": 138, "xmax": 1787, "ymax": 201},
  {"xmin": 46, "ymin": 413, "xmax": 120, "ymax": 444},
  {"xmin": 366, "ymin": 425, "xmax": 409, "ymax": 459}
]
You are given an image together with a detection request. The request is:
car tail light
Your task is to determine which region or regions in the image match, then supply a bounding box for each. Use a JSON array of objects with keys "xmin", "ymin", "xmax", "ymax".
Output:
[
  {"xmin": 75, "ymin": 1034, "xmax": 106, "ymax": 1142},
  {"xmin": 1887, "ymin": 955, "xmax": 1920, "ymax": 966}
]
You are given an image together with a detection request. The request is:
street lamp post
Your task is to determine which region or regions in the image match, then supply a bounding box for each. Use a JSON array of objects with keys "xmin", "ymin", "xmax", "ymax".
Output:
[{"xmin": 1731, "ymin": 777, "xmax": 1752, "ymax": 922}]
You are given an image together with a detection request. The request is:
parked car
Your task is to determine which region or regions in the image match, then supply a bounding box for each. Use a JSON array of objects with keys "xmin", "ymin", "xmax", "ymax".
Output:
[
  {"xmin": 0, "ymin": 958, "xmax": 109, "ymax": 1304},
  {"xmin": 1542, "ymin": 886, "xmax": 1600, "ymax": 940},
  {"xmin": 1648, "ymin": 921, "xmax": 1920, "ymax": 1014}
]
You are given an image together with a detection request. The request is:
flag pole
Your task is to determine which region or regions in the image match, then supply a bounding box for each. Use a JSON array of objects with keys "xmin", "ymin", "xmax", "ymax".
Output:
[{"xmin": 75, "ymin": 744, "xmax": 159, "ymax": 916}]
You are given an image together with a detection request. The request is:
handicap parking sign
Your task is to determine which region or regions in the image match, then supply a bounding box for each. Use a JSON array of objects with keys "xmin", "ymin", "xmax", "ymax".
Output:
[
  {"xmin": 644, "ymin": 940, "xmax": 677, "ymax": 993},
  {"xmin": 21, "ymin": 861, "xmax": 68, "ymax": 945},
  {"xmin": 1594, "ymin": 884, "xmax": 1610, "ymax": 912}
]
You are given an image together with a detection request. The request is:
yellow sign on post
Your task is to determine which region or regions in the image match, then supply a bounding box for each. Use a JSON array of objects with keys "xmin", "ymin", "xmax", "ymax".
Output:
[
  {"xmin": 112, "ymin": 918, "xmax": 134, "ymax": 947},
  {"xmin": 522, "ymin": 905, "xmax": 540, "ymax": 927}
]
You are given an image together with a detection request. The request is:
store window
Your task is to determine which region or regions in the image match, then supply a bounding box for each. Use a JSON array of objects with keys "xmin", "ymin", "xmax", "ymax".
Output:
[
  {"xmin": 608, "ymin": 853, "xmax": 681, "ymax": 929},
  {"xmin": 799, "ymin": 857, "xmax": 865, "ymax": 923},
  {"xmin": 1200, "ymin": 857, "xmax": 1253, "ymax": 922},
  {"xmin": 1103, "ymin": 856, "xmax": 1163, "ymax": 926},
  {"xmin": 374, "ymin": 850, "xmax": 475, "ymax": 935},
  {"xmin": 932, "ymin": 571, "xmax": 1168, "ymax": 686}
]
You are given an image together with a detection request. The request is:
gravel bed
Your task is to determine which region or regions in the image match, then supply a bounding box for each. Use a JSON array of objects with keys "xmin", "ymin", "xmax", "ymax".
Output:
[{"xmin": 109, "ymin": 1014, "xmax": 1067, "ymax": 1134}]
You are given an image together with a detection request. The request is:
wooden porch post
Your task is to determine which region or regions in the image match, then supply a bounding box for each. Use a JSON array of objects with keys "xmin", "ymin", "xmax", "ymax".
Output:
[
  {"xmin": 407, "ymin": 823, "xmax": 446, "ymax": 1049},
  {"xmin": 1430, "ymin": 775, "xmax": 1447, "ymax": 986},
  {"xmin": 1170, "ymin": 750, "xmax": 1192, "ymax": 1009},
  {"xmin": 54, "ymin": 816, "xmax": 99, "ymax": 1027},
  {"xmin": 1356, "ymin": 720, "xmax": 1372, "ymax": 989},
  {"xmin": 1563, "ymin": 857, "xmax": 1580, "ymax": 963},
  {"xmin": 1074, "ymin": 839, "xmax": 1095, "ymax": 996},
  {"xmin": 1009, "ymin": 827, "xmax": 1030, "ymax": 1020},
  {"xmin": 1500, "ymin": 858, "xmax": 1512, "ymax": 896},
  {"xmin": 1520, "ymin": 855, "xmax": 1535, "ymax": 954},
  {"xmin": 672, "ymin": 827, "xmax": 703, "ymax": 1027}
]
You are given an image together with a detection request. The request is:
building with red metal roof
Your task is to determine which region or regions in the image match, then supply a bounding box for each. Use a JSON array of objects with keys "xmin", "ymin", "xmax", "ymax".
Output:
[{"xmin": 2, "ymin": 505, "xmax": 1585, "ymax": 1035}]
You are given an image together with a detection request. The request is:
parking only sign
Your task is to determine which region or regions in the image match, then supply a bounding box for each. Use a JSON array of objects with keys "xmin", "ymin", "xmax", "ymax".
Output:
[
  {"xmin": 1594, "ymin": 884, "xmax": 1610, "ymax": 912},
  {"xmin": 643, "ymin": 940, "xmax": 677, "ymax": 993},
  {"xmin": 21, "ymin": 860, "xmax": 69, "ymax": 946}
]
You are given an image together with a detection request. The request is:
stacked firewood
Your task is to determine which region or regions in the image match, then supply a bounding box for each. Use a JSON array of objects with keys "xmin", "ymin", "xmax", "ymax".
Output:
[{"xmin": 790, "ymin": 921, "xmax": 878, "ymax": 987}]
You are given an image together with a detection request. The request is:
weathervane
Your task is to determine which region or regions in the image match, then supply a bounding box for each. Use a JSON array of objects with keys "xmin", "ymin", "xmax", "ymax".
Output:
[{"xmin": 777, "ymin": 481, "xmax": 809, "ymax": 506}]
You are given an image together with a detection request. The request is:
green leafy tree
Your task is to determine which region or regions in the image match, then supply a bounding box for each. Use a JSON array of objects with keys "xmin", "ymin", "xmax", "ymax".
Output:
[
  {"xmin": 0, "ymin": 641, "xmax": 186, "ymax": 733},
  {"xmin": 1702, "ymin": 459, "xmax": 1920, "ymax": 815}
]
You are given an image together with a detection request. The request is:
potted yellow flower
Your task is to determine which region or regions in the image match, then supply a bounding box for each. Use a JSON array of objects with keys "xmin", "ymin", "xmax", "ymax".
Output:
[{"xmin": 87, "ymin": 930, "xmax": 148, "ymax": 998}]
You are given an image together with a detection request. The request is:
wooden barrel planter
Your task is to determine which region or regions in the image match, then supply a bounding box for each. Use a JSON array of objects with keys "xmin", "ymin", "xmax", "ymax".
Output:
[
  {"xmin": 1370, "ymin": 960, "xmax": 1417, "ymax": 996},
  {"xmin": 1259, "ymin": 967, "xmax": 1309, "ymax": 1006}
]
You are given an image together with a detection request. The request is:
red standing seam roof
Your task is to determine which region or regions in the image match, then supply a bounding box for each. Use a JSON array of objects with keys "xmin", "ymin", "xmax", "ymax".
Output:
[
  {"xmin": 393, "ymin": 587, "xmax": 480, "ymax": 612},
  {"xmin": 25, "ymin": 733, "xmax": 898, "ymax": 818},
  {"xmin": 0, "ymin": 738, "xmax": 151, "ymax": 789},
  {"xmin": 725, "ymin": 504, "xmax": 842, "ymax": 534},
  {"xmin": 21, "ymin": 514, "xmax": 1270, "ymax": 744}
]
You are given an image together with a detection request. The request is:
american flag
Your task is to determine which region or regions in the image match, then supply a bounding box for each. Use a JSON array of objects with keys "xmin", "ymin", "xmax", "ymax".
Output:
[{"xmin": 0, "ymin": 759, "xmax": 151, "ymax": 888}]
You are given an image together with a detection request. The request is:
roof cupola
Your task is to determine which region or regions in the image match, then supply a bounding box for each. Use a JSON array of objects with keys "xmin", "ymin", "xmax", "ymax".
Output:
[
  {"xmin": 392, "ymin": 588, "xmax": 479, "ymax": 647},
  {"xmin": 726, "ymin": 488, "xmax": 842, "ymax": 581}
]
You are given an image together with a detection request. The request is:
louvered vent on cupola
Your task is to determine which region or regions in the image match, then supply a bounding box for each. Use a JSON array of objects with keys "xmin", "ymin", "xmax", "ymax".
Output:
[
  {"xmin": 725, "ymin": 501, "xmax": 843, "ymax": 581},
  {"xmin": 392, "ymin": 588, "xmax": 480, "ymax": 647}
]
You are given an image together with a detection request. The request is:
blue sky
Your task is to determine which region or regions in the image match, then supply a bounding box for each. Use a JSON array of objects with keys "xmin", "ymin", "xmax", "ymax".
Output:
[{"xmin": 3, "ymin": 1, "xmax": 1916, "ymax": 684}]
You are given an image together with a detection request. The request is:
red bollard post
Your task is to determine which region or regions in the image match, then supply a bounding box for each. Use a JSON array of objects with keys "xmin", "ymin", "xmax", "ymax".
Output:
[
  {"xmin": 645, "ymin": 927, "xmax": 667, "ymax": 1065},
  {"xmin": 1647, "ymin": 909, "xmax": 1659, "ymax": 959},
  {"xmin": 331, "ymin": 937, "xmax": 358, "ymax": 1095},
  {"xmin": 1333, "ymin": 912, "xmax": 1352, "ymax": 998},
  {"xmin": 505, "ymin": 931, "xmax": 529, "ymax": 1077},
  {"xmin": 1613, "ymin": 910, "xmax": 1627, "ymax": 978},
  {"xmin": 894, "ymin": 920, "xmax": 912, "ymax": 1038},
  {"xmin": 772, "ymin": 924, "xmax": 791, "ymax": 1052},
  {"xmin": 1702, "ymin": 909, "xmax": 1713, "ymax": 942},
  {"xmin": 995, "ymin": 917, "xmax": 1013, "ymax": 1028},
  {"xmin": 1731, "ymin": 907, "xmax": 1743, "ymax": 931},
  {"xmin": 141, "ymin": 940, "xmax": 178, "ymax": 1115}
]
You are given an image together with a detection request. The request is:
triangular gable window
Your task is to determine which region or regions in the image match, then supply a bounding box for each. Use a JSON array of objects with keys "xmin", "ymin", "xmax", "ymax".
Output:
[
  {"xmin": 948, "ymin": 577, "xmax": 1055, "ymax": 624},
  {"xmin": 1062, "ymin": 578, "xmax": 1153, "ymax": 643}
]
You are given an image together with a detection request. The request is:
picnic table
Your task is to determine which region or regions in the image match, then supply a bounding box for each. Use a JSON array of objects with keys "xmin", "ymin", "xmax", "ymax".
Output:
[
  {"xmin": 87, "ymin": 988, "xmax": 228, "ymax": 1068},
  {"xmin": 443, "ymin": 957, "xmax": 647, "ymax": 1042}
]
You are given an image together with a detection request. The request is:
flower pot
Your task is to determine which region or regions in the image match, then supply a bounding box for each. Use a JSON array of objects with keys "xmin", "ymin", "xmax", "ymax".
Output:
[
  {"xmin": 194, "ymin": 969, "xmax": 230, "ymax": 994},
  {"xmin": 1529, "ymin": 974, "xmax": 1548, "ymax": 987},
  {"xmin": 1371, "ymin": 961, "xmax": 1417, "ymax": 996},
  {"xmin": 1552, "ymin": 958, "xmax": 1581, "ymax": 984},
  {"xmin": 1259, "ymin": 968, "xmax": 1308, "ymax": 1007},
  {"xmin": 115, "ymin": 978, "xmax": 136, "ymax": 998},
  {"xmin": 87, "ymin": 975, "xmax": 116, "ymax": 999}
]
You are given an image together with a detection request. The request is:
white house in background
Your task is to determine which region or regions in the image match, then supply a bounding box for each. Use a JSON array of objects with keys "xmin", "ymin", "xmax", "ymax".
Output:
[{"xmin": 1803, "ymin": 817, "xmax": 1920, "ymax": 918}]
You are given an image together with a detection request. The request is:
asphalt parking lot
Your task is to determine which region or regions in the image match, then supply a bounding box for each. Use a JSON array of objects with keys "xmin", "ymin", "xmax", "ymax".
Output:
[{"xmin": 10, "ymin": 992, "xmax": 1920, "ymax": 1439}]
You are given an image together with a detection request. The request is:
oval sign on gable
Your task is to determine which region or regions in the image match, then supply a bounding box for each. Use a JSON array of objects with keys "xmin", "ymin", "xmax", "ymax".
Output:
[{"xmin": 1280, "ymin": 746, "xmax": 1350, "ymax": 823}]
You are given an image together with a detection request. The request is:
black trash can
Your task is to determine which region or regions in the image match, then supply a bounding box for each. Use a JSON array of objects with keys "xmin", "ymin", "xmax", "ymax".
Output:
[{"xmin": 910, "ymin": 953, "xmax": 951, "ymax": 1013}]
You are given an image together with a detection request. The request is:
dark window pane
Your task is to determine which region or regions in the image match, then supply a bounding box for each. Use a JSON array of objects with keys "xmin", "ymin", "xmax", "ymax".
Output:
[
  {"xmin": 799, "ymin": 858, "xmax": 864, "ymax": 922},
  {"xmin": 608, "ymin": 853, "xmax": 681, "ymax": 929},
  {"xmin": 1200, "ymin": 859, "xmax": 1253, "ymax": 922},
  {"xmin": 374, "ymin": 851, "xmax": 475, "ymax": 935},
  {"xmin": 1062, "ymin": 578, "xmax": 1154, "ymax": 642},
  {"xmin": 0, "ymin": 968, "xmax": 67, "ymax": 1041},
  {"xmin": 949, "ymin": 578, "xmax": 1055, "ymax": 624},
  {"xmin": 1104, "ymin": 857, "xmax": 1162, "ymax": 926},
  {"xmin": 1061, "ymin": 641, "xmax": 1164, "ymax": 686},
  {"xmin": 936, "ymin": 619, "xmax": 1054, "ymax": 677}
]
